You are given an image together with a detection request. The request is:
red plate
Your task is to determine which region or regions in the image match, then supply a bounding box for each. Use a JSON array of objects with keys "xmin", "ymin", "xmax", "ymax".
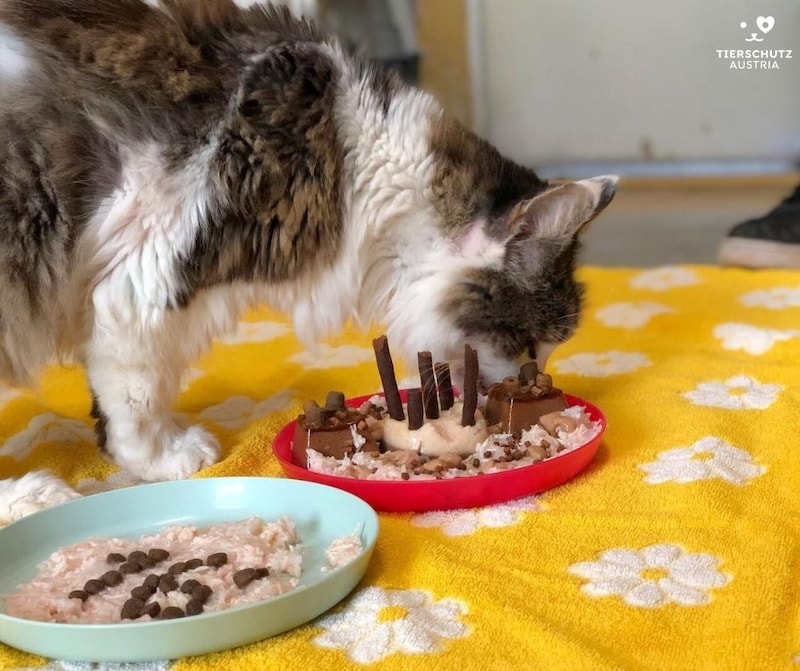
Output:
[{"xmin": 272, "ymin": 393, "xmax": 607, "ymax": 513}]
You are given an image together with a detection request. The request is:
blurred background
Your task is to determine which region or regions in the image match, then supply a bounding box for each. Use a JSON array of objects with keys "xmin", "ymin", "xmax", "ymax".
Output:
[{"xmin": 256, "ymin": 0, "xmax": 800, "ymax": 266}]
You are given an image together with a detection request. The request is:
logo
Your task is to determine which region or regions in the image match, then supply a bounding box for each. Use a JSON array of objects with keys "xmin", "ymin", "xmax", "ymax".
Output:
[
  {"xmin": 716, "ymin": 15, "xmax": 792, "ymax": 69},
  {"xmin": 741, "ymin": 15, "xmax": 774, "ymax": 42}
]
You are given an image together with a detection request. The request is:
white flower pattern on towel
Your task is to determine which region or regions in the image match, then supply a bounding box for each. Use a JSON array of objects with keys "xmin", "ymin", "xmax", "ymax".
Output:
[
  {"xmin": 552, "ymin": 351, "xmax": 651, "ymax": 377},
  {"xmin": 0, "ymin": 414, "xmax": 96, "ymax": 461},
  {"xmin": 410, "ymin": 496, "xmax": 542, "ymax": 537},
  {"xmin": 630, "ymin": 266, "xmax": 701, "ymax": 291},
  {"xmin": 638, "ymin": 437, "xmax": 765, "ymax": 486},
  {"xmin": 595, "ymin": 301, "xmax": 674, "ymax": 329},
  {"xmin": 569, "ymin": 544, "xmax": 730, "ymax": 608},
  {"xmin": 198, "ymin": 390, "xmax": 295, "ymax": 429},
  {"xmin": 9, "ymin": 662, "xmax": 171, "ymax": 671},
  {"xmin": 315, "ymin": 586, "xmax": 469, "ymax": 663},
  {"xmin": 739, "ymin": 287, "xmax": 800, "ymax": 309},
  {"xmin": 288, "ymin": 344, "xmax": 374, "ymax": 369},
  {"xmin": 683, "ymin": 375, "xmax": 782, "ymax": 410},
  {"xmin": 713, "ymin": 322, "xmax": 799, "ymax": 355}
]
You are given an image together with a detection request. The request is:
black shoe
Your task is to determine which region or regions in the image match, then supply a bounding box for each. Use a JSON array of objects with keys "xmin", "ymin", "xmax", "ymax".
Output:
[{"xmin": 718, "ymin": 184, "xmax": 800, "ymax": 268}]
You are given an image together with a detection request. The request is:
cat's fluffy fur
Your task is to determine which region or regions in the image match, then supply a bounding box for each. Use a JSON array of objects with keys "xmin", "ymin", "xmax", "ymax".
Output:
[{"xmin": 0, "ymin": 0, "xmax": 616, "ymax": 522}]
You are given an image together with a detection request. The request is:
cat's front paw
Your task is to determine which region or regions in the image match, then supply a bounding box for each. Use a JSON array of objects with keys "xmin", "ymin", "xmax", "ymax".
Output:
[
  {"xmin": 0, "ymin": 471, "xmax": 81, "ymax": 525},
  {"xmin": 115, "ymin": 425, "xmax": 220, "ymax": 482}
]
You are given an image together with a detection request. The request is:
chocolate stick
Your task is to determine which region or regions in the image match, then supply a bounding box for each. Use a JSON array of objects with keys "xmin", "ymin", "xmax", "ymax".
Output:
[
  {"xmin": 461, "ymin": 344, "xmax": 479, "ymax": 427},
  {"xmin": 435, "ymin": 362, "xmax": 455, "ymax": 411},
  {"xmin": 417, "ymin": 351, "xmax": 439, "ymax": 420},
  {"xmin": 406, "ymin": 388, "xmax": 424, "ymax": 430},
  {"xmin": 372, "ymin": 336, "xmax": 405, "ymax": 421}
]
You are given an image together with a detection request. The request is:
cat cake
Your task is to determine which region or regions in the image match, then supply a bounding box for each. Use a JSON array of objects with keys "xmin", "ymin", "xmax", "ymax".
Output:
[
  {"xmin": 293, "ymin": 335, "xmax": 602, "ymax": 481},
  {"xmin": 292, "ymin": 391, "xmax": 379, "ymax": 464}
]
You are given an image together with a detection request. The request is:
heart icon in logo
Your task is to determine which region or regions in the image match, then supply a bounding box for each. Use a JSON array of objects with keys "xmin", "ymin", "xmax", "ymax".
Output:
[{"xmin": 757, "ymin": 15, "xmax": 775, "ymax": 34}]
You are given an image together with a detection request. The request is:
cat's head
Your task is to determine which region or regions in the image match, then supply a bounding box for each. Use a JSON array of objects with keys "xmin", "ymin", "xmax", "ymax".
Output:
[{"xmin": 380, "ymin": 119, "xmax": 616, "ymax": 385}]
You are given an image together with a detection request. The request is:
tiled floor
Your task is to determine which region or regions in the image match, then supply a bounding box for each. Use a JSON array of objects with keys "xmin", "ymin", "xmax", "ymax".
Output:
[{"xmin": 580, "ymin": 175, "xmax": 800, "ymax": 267}]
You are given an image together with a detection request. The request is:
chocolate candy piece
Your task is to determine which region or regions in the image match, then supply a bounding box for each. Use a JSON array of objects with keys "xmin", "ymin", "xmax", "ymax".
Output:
[
  {"xmin": 135, "ymin": 556, "xmax": 156, "ymax": 570},
  {"xmin": 206, "ymin": 552, "xmax": 228, "ymax": 568},
  {"xmin": 233, "ymin": 568, "xmax": 258, "ymax": 589},
  {"xmin": 143, "ymin": 574, "xmax": 160, "ymax": 590},
  {"xmin": 180, "ymin": 579, "xmax": 200, "ymax": 594},
  {"xmin": 518, "ymin": 361, "xmax": 539, "ymax": 386},
  {"xmin": 119, "ymin": 561, "xmax": 141, "ymax": 575},
  {"xmin": 83, "ymin": 579, "xmax": 106, "ymax": 595},
  {"xmin": 144, "ymin": 601, "xmax": 161, "ymax": 618},
  {"xmin": 148, "ymin": 548, "xmax": 170, "ymax": 562},
  {"xmin": 184, "ymin": 558, "xmax": 203, "ymax": 571},
  {"xmin": 160, "ymin": 606, "xmax": 185, "ymax": 620},
  {"xmin": 106, "ymin": 552, "xmax": 126, "ymax": 564},
  {"xmin": 128, "ymin": 550, "xmax": 148, "ymax": 562},
  {"xmin": 131, "ymin": 585, "xmax": 155, "ymax": 601},
  {"xmin": 101, "ymin": 570, "xmax": 123, "ymax": 587},
  {"xmin": 68, "ymin": 589, "xmax": 88, "ymax": 601},
  {"xmin": 121, "ymin": 598, "xmax": 145, "ymax": 620},
  {"xmin": 192, "ymin": 585, "xmax": 213, "ymax": 604},
  {"xmin": 167, "ymin": 561, "xmax": 186, "ymax": 575},
  {"xmin": 325, "ymin": 391, "xmax": 346, "ymax": 412},
  {"xmin": 302, "ymin": 400, "xmax": 327, "ymax": 430},
  {"xmin": 185, "ymin": 599, "xmax": 204, "ymax": 616},
  {"xmin": 255, "ymin": 567, "xmax": 270, "ymax": 579},
  {"xmin": 158, "ymin": 574, "xmax": 178, "ymax": 594}
]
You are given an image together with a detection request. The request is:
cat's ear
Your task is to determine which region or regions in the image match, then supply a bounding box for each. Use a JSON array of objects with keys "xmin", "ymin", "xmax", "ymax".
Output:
[{"xmin": 507, "ymin": 175, "xmax": 618, "ymax": 242}]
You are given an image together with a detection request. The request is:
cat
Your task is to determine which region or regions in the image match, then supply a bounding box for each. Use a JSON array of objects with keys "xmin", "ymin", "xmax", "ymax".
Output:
[{"xmin": 0, "ymin": 0, "xmax": 616, "ymax": 523}]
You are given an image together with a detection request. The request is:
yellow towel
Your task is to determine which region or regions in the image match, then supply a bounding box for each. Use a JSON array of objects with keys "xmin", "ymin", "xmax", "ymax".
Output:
[{"xmin": 1, "ymin": 265, "xmax": 799, "ymax": 671}]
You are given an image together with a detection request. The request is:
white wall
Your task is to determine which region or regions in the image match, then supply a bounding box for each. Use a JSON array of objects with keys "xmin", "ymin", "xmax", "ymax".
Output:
[{"xmin": 472, "ymin": 0, "xmax": 800, "ymax": 167}]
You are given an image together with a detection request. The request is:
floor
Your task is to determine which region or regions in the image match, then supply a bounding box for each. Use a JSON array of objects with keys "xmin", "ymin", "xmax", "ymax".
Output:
[{"xmin": 579, "ymin": 175, "xmax": 799, "ymax": 267}]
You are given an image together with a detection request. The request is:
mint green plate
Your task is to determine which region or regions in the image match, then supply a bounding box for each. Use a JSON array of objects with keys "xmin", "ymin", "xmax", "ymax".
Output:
[{"xmin": 0, "ymin": 477, "xmax": 378, "ymax": 662}]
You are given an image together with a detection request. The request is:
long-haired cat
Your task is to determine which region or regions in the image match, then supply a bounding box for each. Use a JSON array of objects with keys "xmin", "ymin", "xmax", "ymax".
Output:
[{"xmin": 0, "ymin": 0, "xmax": 616, "ymax": 522}]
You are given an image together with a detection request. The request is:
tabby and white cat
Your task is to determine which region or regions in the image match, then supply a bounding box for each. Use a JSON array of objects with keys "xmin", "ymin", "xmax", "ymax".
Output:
[{"xmin": 0, "ymin": 0, "xmax": 616, "ymax": 521}]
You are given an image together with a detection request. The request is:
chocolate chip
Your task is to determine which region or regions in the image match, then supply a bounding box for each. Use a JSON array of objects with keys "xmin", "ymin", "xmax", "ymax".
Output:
[
  {"xmin": 68, "ymin": 590, "xmax": 88, "ymax": 601},
  {"xmin": 185, "ymin": 599, "xmax": 204, "ymax": 616},
  {"xmin": 160, "ymin": 606, "xmax": 185, "ymax": 620},
  {"xmin": 144, "ymin": 601, "xmax": 161, "ymax": 618},
  {"xmin": 101, "ymin": 571, "xmax": 123, "ymax": 587},
  {"xmin": 128, "ymin": 550, "xmax": 148, "ymax": 562},
  {"xmin": 192, "ymin": 584, "xmax": 213, "ymax": 604},
  {"xmin": 131, "ymin": 585, "xmax": 155, "ymax": 601},
  {"xmin": 255, "ymin": 567, "xmax": 270, "ymax": 579},
  {"xmin": 167, "ymin": 562, "xmax": 186, "ymax": 575},
  {"xmin": 206, "ymin": 552, "xmax": 228, "ymax": 568},
  {"xmin": 184, "ymin": 558, "xmax": 203, "ymax": 571},
  {"xmin": 148, "ymin": 548, "xmax": 170, "ymax": 562},
  {"xmin": 143, "ymin": 573, "xmax": 160, "ymax": 590},
  {"xmin": 158, "ymin": 574, "xmax": 178, "ymax": 594},
  {"xmin": 83, "ymin": 579, "xmax": 106, "ymax": 595},
  {"xmin": 233, "ymin": 568, "xmax": 257, "ymax": 589},
  {"xmin": 106, "ymin": 552, "xmax": 126, "ymax": 564},
  {"xmin": 121, "ymin": 598, "xmax": 144, "ymax": 620},
  {"xmin": 180, "ymin": 579, "xmax": 200, "ymax": 594},
  {"xmin": 119, "ymin": 561, "xmax": 141, "ymax": 575},
  {"xmin": 401, "ymin": 471, "xmax": 410, "ymax": 480}
]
